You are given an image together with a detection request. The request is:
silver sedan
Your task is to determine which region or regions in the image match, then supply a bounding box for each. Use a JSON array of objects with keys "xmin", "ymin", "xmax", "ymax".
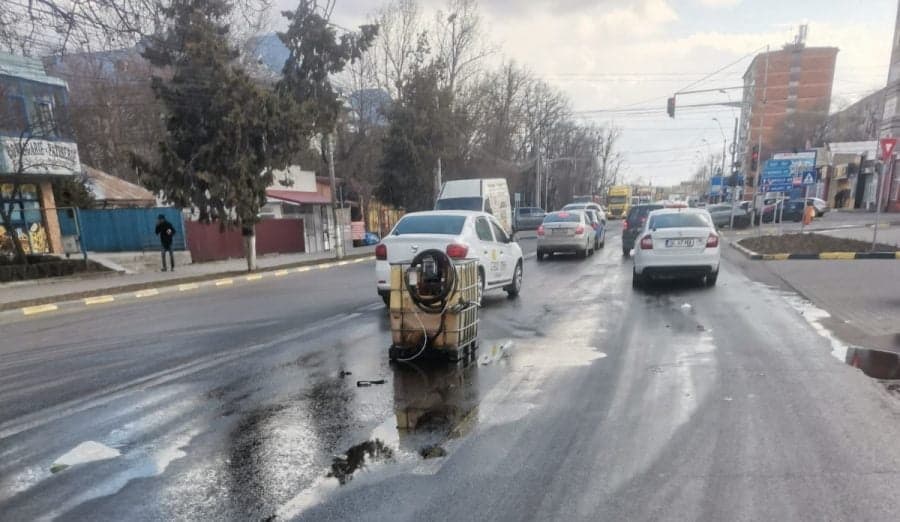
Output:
[{"xmin": 536, "ymin": 210, "xmax": 596, "ymax": 260}]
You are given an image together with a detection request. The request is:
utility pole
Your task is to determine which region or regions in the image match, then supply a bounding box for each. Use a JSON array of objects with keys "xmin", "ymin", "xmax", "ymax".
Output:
[
  {"xmin": 535, "ymin": 128, "xmax": 542, "ymax": 209},
  {"xmin": 434, "ymin": 157, "xmax": 442, "ymax": 204},
  {"xmin": 756, "ymin": 45, "xmax": 770, "ymax": 236},
  {"xmin": 327, "ymin": 133, "xmax": 345, "ymax": 260},
  {"xmin": 729, "ymin": 116, "xmax": 739, "ymax": 229}
]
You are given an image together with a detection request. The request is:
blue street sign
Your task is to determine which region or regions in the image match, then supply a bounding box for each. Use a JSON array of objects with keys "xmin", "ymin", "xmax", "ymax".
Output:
[
  {"xmin": 710, "ymin": 176, "xmax": 724, "ymax": 186},
  {"xmin": 760, "ymin": 160, "xmax": 794, "ymax": 192},
  {"xmin": 802, "ymin": 172, "xmax": 816, "ymax": 185}
]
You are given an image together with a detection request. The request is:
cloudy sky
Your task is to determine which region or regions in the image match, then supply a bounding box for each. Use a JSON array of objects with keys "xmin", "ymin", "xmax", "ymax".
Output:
[{"xmin": 276, "ymin": 0, "xmax": 897, "ymax": 186}]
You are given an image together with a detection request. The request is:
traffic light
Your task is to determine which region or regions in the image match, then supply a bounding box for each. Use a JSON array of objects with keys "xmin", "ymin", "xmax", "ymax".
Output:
[
  {"xmin": 750, "ymin": 145, "xmax": 759, "ymax": 172},
  {"xmin": 667, "ymin": 97, "xmax": 675, "ymax": 118}
]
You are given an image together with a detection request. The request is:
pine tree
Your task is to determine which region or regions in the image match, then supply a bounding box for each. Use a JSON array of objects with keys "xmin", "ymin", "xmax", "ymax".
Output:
[{"xmin": 135, "ymin": 0, "xmax": 295, "ymax": 270}]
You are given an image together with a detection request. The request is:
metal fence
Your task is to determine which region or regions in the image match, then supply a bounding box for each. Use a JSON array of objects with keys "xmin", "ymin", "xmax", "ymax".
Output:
[{"xmin": 57, "ymin": 207, "xmax": 186, "ymax": 252}]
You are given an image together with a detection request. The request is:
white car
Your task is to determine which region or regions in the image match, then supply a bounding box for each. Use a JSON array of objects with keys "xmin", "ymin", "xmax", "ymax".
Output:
[
  {"xmin": 562, "ymin": 202, "xmax": 606, "ymax": 223},
  {"xmin": 631, "ymin": 208, "xmax": 720, "ymax": 289},
  {"xmin": 375, "ymin": 211, "xmax": 525, "ymax": 305},
  {"xmin": 806, "ymin": 197, "xmax": 829, "ymax": 217}
]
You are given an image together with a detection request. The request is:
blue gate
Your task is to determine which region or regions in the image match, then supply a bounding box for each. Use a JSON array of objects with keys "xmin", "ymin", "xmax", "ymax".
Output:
[{"xmin": 57, "ymin": 208, "xmax": 186, "ymax": 252}]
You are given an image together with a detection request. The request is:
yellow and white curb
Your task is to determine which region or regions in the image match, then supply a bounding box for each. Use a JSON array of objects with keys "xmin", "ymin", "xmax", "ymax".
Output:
[{"xmin": 4, "ymin": 255, "xmax": 375, "ymax": 321}]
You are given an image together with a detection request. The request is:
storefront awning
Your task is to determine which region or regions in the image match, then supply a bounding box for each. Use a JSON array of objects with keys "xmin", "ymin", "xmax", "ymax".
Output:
[{"xmin": 266, "ymin": 189, "xmax": 331, "ymax": 205}]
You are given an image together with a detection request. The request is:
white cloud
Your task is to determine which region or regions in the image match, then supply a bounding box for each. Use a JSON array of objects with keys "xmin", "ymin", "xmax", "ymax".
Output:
[
  {"xmin": 696, "ymin": 0, "xmax": 742, "ymax": 7},
  {"xmin": 318, "ymin": 0, "xmax": 895, "ymax": 185}
]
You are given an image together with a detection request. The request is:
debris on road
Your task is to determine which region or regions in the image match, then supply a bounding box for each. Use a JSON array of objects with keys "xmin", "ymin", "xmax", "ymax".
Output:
[
  {"xmin": 356, "ymin": 379, "xmax": 386, "ymax": 387},
  {"xmin": 420, "ymin": 445, "xmax": 447, "ymax": 459}
]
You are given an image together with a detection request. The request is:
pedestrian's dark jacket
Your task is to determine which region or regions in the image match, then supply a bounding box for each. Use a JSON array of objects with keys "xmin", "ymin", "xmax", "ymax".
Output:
[{"xmin": 155, "ymin": 220, "xmax": 176, "ymax": 247}]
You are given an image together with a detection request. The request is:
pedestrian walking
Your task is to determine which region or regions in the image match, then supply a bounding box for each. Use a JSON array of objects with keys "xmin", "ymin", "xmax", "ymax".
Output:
[{"xmin": 155, "ymin": 214, "xmax": 176, "ymax": 271}]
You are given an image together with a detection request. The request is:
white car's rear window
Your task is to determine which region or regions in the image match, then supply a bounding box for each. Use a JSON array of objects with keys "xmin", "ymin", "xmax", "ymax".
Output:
[
  {"xmin": 649, "ymin": 213, "xmax": 710, "ymax": 229},
  {"xmin": 392, "ymin": 215, "xmax": 466, "ymax": 235}
]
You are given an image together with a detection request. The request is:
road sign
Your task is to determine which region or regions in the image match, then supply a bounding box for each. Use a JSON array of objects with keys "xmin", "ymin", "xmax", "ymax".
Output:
[
  {"xmin": 880, "ymin": 138, "xmax": 897, "ymax": 160},
  {"xmin": 802, "ymin": 172, "xmax": 816, "ymax": 185},
  {"xmin": 760, "ymin": 159, "xmax": 794, "ymax": 192},
  {"xmin": 514, "ymin": 192, "xmax": 521, "ymax": 205}
]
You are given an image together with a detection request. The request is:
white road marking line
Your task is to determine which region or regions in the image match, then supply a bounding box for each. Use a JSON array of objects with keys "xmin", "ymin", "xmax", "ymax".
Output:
[
  {"xmin": 215, "ymin": 278, "xmax": 234, "ymax": 286},
  {"xmin": 178, "ymin": 283, "xmax": 199, "ymax": 291},
  {"xmin": 246, "ymin": 274, "xmax": 263, "ymax": 281},
  {"xmin": 274, "ymin": 269, "xmax": 289, "ymax": 276},
  {"xmin": 135, "ymin": 289, "xmax": 160, "ymax": 298}
]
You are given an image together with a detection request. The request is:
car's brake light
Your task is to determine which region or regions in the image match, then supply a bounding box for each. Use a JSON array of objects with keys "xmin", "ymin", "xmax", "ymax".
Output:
[
  {"xmin": 375, "ymin": 243, "xmax": 387, "ymax": 260},
  {"xmin": 622, "ymin": 220, "xmax": 629, "ymax": 231},
  {"xmin": 446, "ymin": 243, "xmax": 469, "ymax": 259},
  {"xmin": 575, "ymin": 225, "xmax": 585, "ymax": 235},
  {"xmin": 640, "ymin": 235, "xmax": 653, "ymax": 249},
  {"xmin": 537, "ymin": 225, "xmax": 545, "ymax": 236},
  {"xmin": 706, "ymin": 233, "xmax": 719, "ymax": 248}
]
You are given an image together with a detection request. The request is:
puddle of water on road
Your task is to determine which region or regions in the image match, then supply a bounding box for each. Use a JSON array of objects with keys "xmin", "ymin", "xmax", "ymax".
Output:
[
  {"xmin": 43, "ymin": 428, "xmax": 197, "ymax": 521},
  {"xmin": 327, "ymin": 439, "xmax": 394, "ymax": 485}
]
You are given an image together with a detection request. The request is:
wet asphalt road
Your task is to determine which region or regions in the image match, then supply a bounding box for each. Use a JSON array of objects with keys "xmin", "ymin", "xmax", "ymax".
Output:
[{"xmin": 3, "ymin": 226, "xmax": 900, "ymax": 521}]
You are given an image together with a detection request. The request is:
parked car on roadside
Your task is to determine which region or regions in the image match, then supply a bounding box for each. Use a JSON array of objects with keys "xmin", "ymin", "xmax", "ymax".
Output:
[
  {"xmin": 536, "ymin": 210, "xmax": 596, "ymax": 260},
  {"xmin": 632, "ymin": 208, "xmax": 720, "ymax": 289},
  {"xmin": 755, "ymin": 199, "xmax": 805, "ymax": 224},
  {"xmin": 707, "ymin": 203, "xmax": 751, "ymax": 229},
  {"xmin": 514, "ymin": 206, "xmax": 546, "ymax": 231},
  {"xmin": 375, "ymin": 211, "xmax": 524, "ymax": 305}
]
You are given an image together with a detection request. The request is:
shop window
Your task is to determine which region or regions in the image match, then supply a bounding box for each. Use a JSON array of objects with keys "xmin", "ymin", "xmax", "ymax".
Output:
[{"xmin": 0, "ymin": 183, "xmax": 48, "ymax": 255}]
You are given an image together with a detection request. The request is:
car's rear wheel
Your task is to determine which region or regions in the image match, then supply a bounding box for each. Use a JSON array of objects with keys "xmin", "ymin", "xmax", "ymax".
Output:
[
  {"xmin": 632, "ymin": 268, "xmax": 644, "ymax": 290},
  {"xmin": 505, "ymin": 261, "xmax": 523, "ymax": 298},
  {"xmin": 536, "ymin": 249, "xmax": 545, "ymax": 261},
  {"xmin": 622, "ymin": 245, "xmax": 630, "ymax": 257},
  {"xmin": 381, "ymin": 293, "xmax": 390, "ymax": 307},
  {"xmin": 706, "ymin": 269, "xmax": 719, "ymax": 287},
  {"xmin": 477, "ymin": 268, "xmax": 485, "ymax": 303},
  {"xmin": 578, "ymin": 247, "xmax": 587, "ymax": 259}
]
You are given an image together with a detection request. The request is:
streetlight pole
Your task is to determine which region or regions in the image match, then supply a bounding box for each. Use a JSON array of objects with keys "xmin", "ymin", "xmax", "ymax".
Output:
[{"xmin": 713, "ymin": 117, "xmax": 727, "ymax": 201}]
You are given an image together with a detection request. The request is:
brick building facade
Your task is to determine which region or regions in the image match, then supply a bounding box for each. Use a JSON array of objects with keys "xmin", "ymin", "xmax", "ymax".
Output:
[{"xmin": 737, "ymin": 44, "xmax": 838, "ymax": 198}]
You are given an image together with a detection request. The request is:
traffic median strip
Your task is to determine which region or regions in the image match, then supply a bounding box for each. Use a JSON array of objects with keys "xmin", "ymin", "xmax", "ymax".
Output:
[{"xmin": 730, "ymin": 241, "xmax": 899, "ymax": 261}]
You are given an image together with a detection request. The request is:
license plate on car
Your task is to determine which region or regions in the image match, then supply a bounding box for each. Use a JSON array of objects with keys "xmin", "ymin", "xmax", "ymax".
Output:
[{"xmin": 665, "ymin": 239, "xmax": 693, "ymax": 248}]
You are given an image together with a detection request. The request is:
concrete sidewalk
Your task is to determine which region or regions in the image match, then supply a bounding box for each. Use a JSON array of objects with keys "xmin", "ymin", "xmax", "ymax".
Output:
[
  {"xmin": 818, "ymin": 224, "xmax": 900, "ymax": 246},
  {"xmin": 0, "ymin": 246, "xmax": 375, "ymax": 309},
  {"xmin": 724, "ymin": 243, "xmax": 900, "ymax": 351}
]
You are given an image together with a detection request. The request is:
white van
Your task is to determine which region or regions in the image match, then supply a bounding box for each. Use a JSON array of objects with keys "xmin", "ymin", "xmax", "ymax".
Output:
[{"xmin": 435, "ymin": 178, "xmax": 513, "ymax": 235}]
